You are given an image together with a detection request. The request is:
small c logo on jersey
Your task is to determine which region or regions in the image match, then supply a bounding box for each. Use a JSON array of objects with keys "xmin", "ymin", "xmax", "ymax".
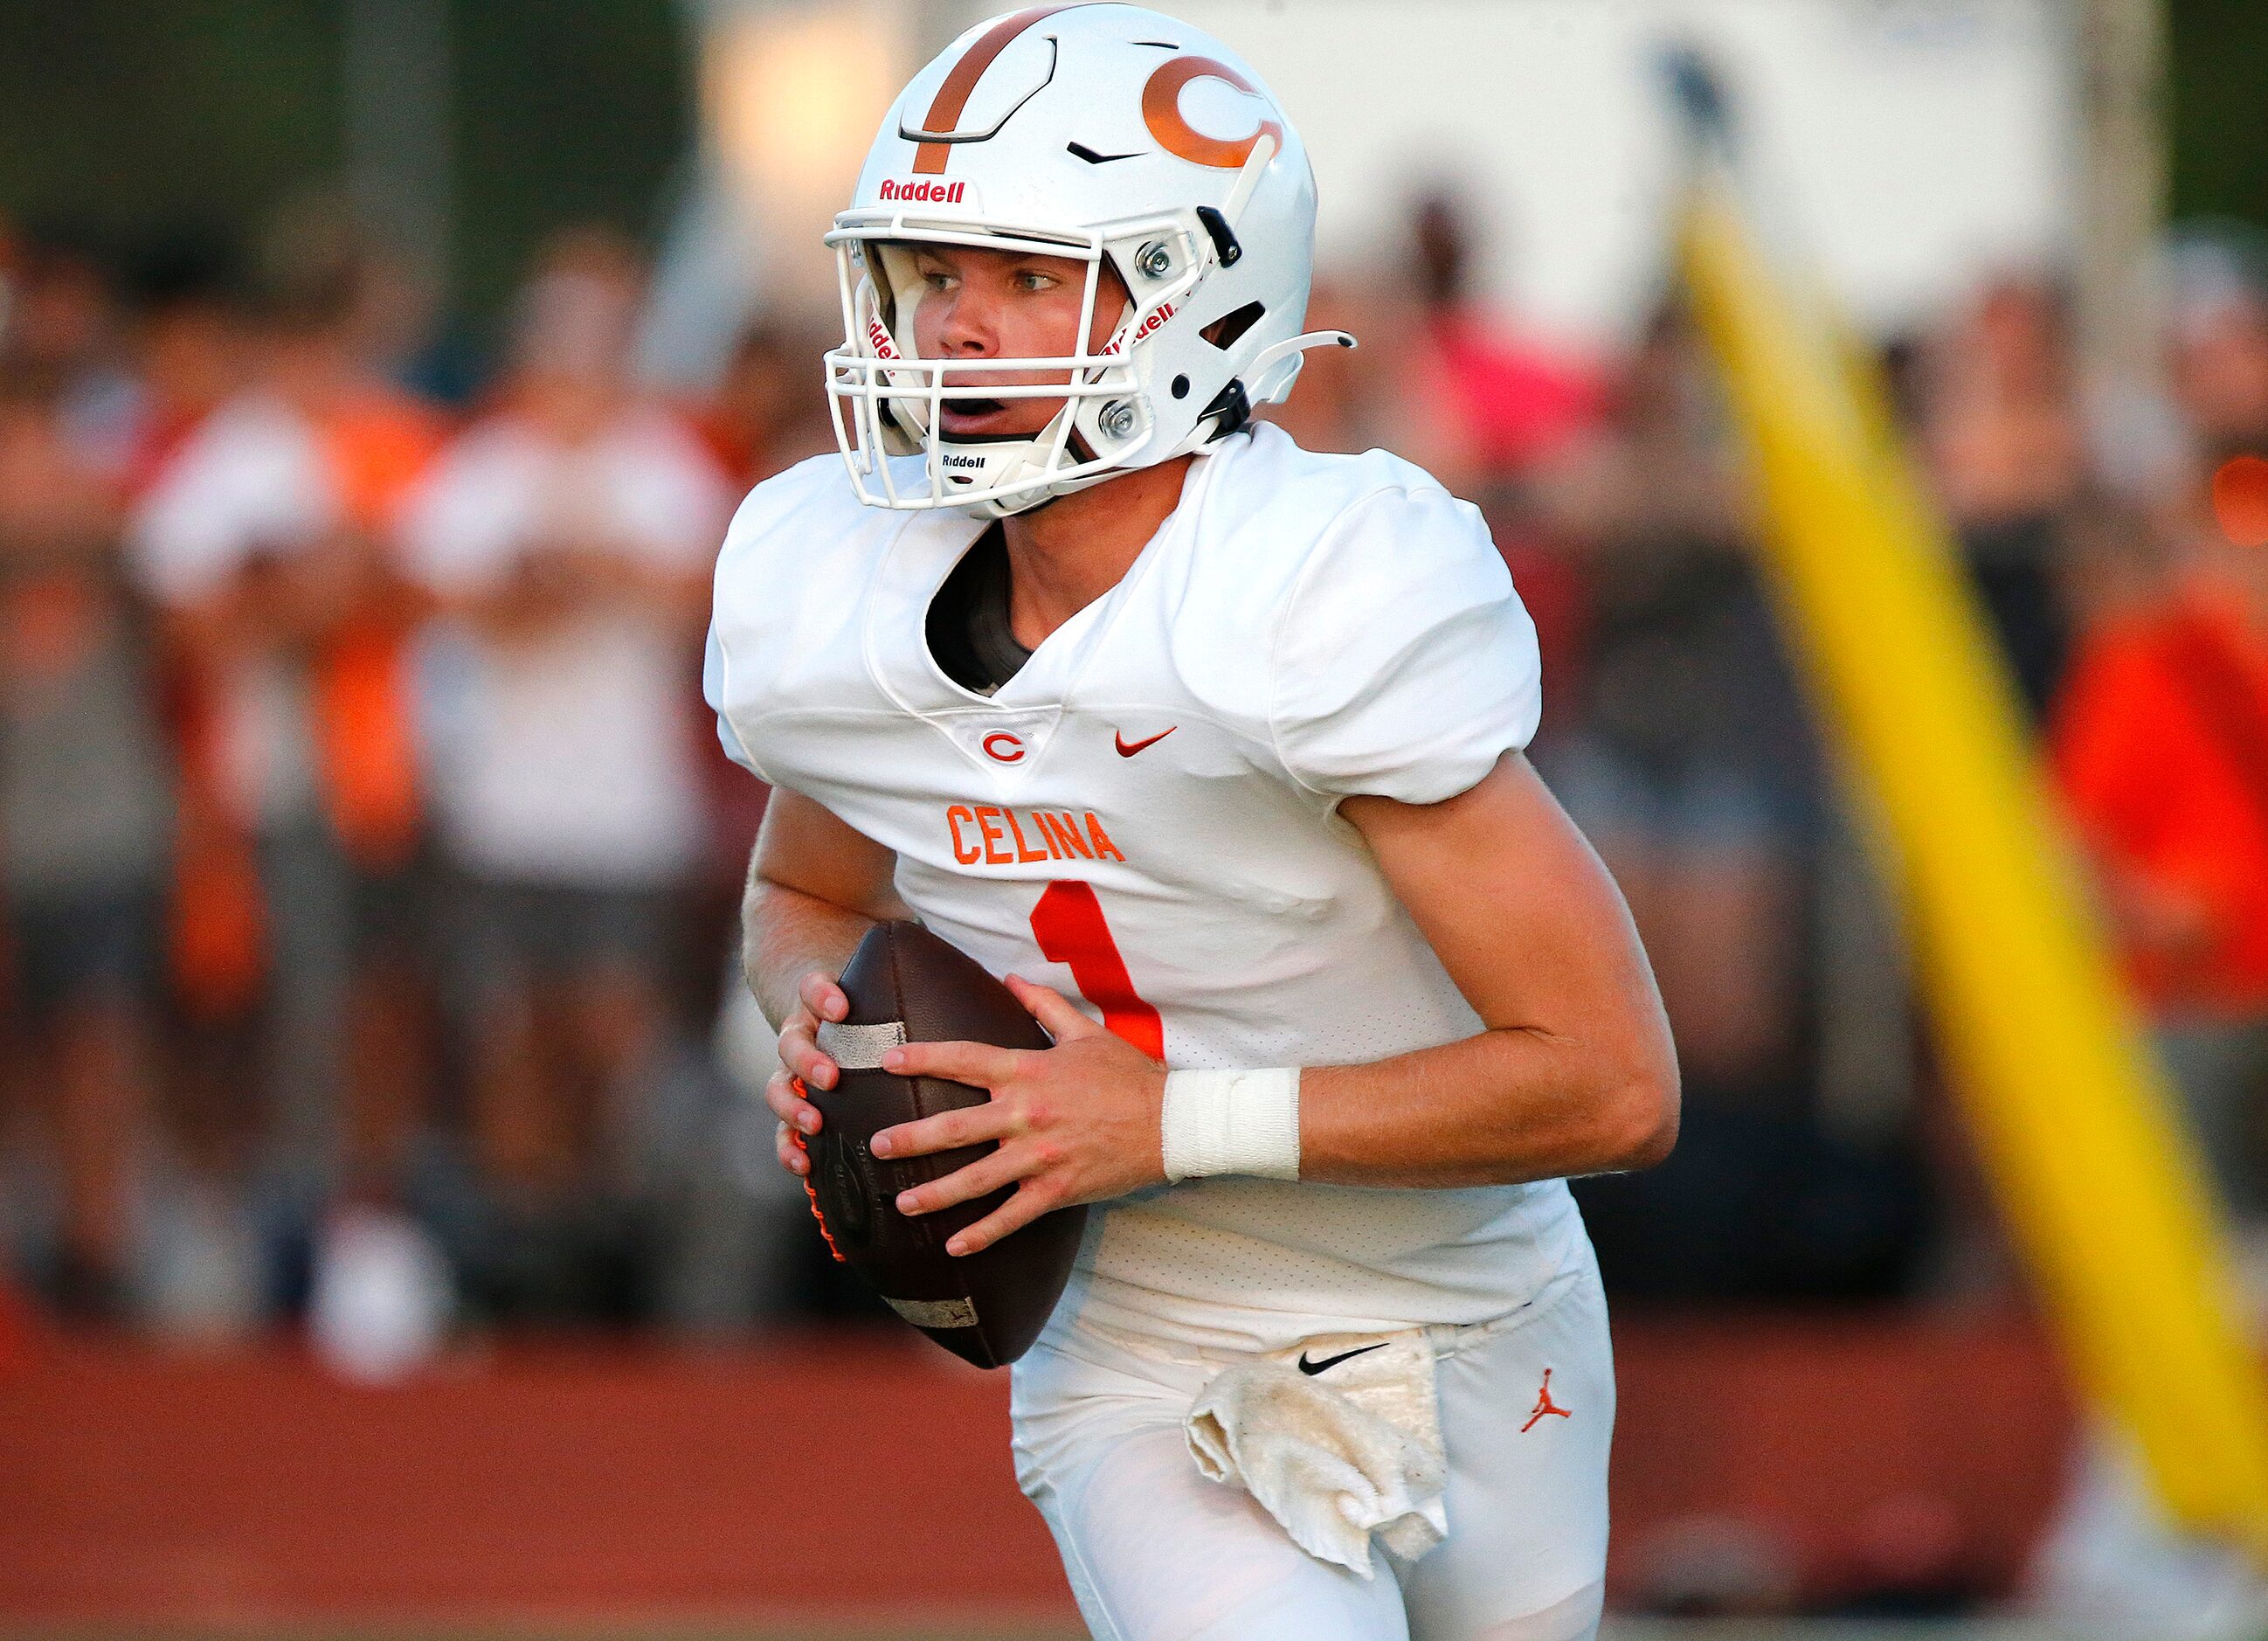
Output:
[
  {"xmin": 982, "ymin": 730, "xmax": 1027, "ymax": 764},
  {"xmin": 1114, "ymin": 726, "xmax": 1177, "ymax": 758}
]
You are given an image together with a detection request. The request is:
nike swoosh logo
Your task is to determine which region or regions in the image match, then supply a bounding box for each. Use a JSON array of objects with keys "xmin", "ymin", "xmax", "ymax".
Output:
[
  {"xmin": 1114, "ymin": 726, "xmax": 1177, "ymax": 758},
  {"xmin": 1296, "ymin": 1342, "xmax": 1388, "ymax": 1376},
  {"xmin": 1068, "ymin": 142, "xmax": 1141, "ymax": 164}
]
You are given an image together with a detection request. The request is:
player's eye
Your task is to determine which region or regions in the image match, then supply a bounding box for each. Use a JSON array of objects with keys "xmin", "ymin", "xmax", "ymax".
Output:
[{"xmin": 1013, "ymin": 269, "xmax": 1060, "ymax": 293}]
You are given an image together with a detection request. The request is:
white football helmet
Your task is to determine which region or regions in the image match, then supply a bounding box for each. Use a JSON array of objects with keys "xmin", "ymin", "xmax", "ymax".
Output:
[{"xmin": 825, "ymin": 3, "xmax": 1349, "ymax": 516}]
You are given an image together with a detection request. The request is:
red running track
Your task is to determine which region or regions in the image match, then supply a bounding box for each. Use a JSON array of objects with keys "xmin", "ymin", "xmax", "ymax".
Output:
[{"xmin": 0, "ymin": 1315, "xmax": 2071, "ymax": 1629}]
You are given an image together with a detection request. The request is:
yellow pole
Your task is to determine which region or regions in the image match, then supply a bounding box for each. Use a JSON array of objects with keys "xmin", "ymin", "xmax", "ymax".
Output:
[{"xmin": 1677, "ymin": 169, "xmax": 2268, "ymax": 1549}]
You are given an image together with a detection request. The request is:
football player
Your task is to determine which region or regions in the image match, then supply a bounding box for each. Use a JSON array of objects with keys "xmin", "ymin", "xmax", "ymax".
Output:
[{"xmin": 708, "ymin": 8, "xmax": 1677, "ymax": 1638}]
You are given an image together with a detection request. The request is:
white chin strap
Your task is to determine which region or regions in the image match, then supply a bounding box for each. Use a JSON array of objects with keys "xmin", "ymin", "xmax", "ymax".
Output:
[{"xmin": 933, "ymin": 426, "xmax": 1075, "ymax": 515}]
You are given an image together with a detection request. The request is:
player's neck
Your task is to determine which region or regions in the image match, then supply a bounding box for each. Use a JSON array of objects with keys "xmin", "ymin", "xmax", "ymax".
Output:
[{"xmin": 999, "ymin": 454, "xmax": 1194, "ymax": 649}]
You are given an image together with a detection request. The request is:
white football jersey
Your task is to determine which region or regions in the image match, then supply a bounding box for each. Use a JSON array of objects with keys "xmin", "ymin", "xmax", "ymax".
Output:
[{"xmin": 706, "ymin": 423, "xmax": 1592, "ymax": 1351}]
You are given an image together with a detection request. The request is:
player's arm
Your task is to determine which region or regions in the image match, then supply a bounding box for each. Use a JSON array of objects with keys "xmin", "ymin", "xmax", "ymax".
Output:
[
  {"xmin": 744, "ymin": 787, "xmax": 910, "ymax": 1179},
  {"xmin": 1299, "ymin": 751, "xmax": 1678, "ymax": 1185}
]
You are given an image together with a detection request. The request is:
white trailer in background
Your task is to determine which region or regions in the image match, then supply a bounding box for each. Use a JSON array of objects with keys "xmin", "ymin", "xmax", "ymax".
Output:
[{"xmin": 645, "ymin": 0, "xmax": 2076, "ymax": 384}]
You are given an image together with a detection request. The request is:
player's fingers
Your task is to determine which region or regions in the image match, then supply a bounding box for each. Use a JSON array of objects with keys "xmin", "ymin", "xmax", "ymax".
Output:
[
  {"xmin": 944, "ymin": 1180, "xmax": 1054, "ymax": 1257},
  {"xmin": 880, "ymin": 1037, "xmax": 1020, "ymax": 1089},
  {"xmin": 764, "ymin": 1070, "xmax": 821, "ymax": 1134},
  {"xmin": 895, "ymin": 1146, "xmax": 1021, "ymax": 1217},
  {"xmin": 870, "ymin": 1097, "xmax": 1015, "ymax": 1160},
  {"xmin": 776, "ymin": 1121, "xmax": 810, "ymax": 1175},
  {"xmin": 778, "ymin": 1020, "xmax": 840, "ymax": 1091},
  {"xmin": 799, "ymin": 969, "xmax": 849, "ymax": 1023},
  {"xmin": 1004, "ymin": 975, "xmax": 1103, "ymax": 1042}
]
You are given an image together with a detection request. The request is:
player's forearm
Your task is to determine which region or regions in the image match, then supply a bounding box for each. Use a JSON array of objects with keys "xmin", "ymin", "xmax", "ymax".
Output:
[
  {"xmin": 738, "ymin": 789, "xmax": 909, "ymax": 1028},
  {"xmin": 740, "ymin": 869, "xmax": 878, "ymax": 1032},
  {"xmin": 1294, "ymin": 1022, "xmax": 1679, "ymax": 1189}
]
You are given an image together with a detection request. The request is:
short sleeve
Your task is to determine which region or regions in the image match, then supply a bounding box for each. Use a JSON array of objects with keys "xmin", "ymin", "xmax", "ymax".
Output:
[
  {"xmin": 704, "ymin": 620, "xmax": 771, "ymax": 782},
  {"xmin": 1268, "ymin": 484, "xmax": 1540, "ymax": 805}
]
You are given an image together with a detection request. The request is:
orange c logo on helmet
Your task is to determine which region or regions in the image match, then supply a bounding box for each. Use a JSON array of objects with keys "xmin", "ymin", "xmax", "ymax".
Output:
[
  {"xmin": 1142, "ymin": 56, "xmax": 1283, "ymax": 170},
  {"xmin": 982, "ymin": 731, "xmax": 1027, "ymax": 764}
]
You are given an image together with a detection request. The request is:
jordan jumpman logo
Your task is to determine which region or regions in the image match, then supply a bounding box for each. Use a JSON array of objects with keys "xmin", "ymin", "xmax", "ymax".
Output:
[{"xmin": 1521, "ymin": 1368, "xmax": 1572, "ymax": 1432}]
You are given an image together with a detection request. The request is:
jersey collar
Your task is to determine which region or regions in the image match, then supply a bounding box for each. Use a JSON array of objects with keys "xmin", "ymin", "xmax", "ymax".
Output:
[{"xmin": 861, "ymin": 449, "xmax": 1221, "ymax": 779}]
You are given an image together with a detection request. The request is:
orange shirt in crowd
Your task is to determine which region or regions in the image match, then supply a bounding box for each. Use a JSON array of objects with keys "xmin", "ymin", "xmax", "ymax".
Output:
[
  {"xmin": 2053, "ymin": 576, "xmax": 2268, "ymax": 1018},
  {"xmin": 314, "ymin": 391, "xmax": 445, "ymax": 868},
  {"xmin": 153, "ymin": 386, "xmax": 442, "ymax": 1015}
]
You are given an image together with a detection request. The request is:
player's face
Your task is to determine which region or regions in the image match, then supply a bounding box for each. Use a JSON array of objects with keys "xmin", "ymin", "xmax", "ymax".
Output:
[{"xmin": 904, "ymin": 243, "xmax": 1129, "ymax": 440}]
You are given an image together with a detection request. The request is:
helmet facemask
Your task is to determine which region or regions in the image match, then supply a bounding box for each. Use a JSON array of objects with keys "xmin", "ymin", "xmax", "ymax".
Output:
[{"xmin": 826, "ymin": 211, "xmax": 1213, "ymax": 516}]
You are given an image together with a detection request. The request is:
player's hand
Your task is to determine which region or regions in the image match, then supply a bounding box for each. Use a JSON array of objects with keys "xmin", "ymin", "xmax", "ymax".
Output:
[
  {"xmin": 768, "ymin": 968, "xmax": 848, "ymax": 1178},
  {"xmin": 870, "ymin": 976, "xmax": 1166, "ymax": 1256}
]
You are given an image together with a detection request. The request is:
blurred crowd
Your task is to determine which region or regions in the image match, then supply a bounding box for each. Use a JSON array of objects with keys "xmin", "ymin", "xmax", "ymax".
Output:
[
  {"xmin": 0, "ymin": 211, "xmax": 840, "ymax": 1366},
  {"xmin": 1, "ymin": 191, "xmax": 2265, "ymax": 1373}
]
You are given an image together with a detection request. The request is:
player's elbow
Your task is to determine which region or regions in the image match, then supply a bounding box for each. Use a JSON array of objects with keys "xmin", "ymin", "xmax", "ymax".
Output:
[{"xmin": 1594, "ymin": 1056, "xmax": 1681, "ymax": 1174}]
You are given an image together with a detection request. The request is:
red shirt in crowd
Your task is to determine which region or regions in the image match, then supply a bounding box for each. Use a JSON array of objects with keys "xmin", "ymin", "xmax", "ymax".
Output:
[{"xmin": 2053, "ymin": 576, "xmax": 2268, "ymax": 1019}]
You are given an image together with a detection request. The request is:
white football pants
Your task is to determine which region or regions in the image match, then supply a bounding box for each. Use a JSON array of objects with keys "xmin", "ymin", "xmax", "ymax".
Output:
[{"xmin": 1010, "ymin": 1252, "xmax": 1614, "ymax": 1641}]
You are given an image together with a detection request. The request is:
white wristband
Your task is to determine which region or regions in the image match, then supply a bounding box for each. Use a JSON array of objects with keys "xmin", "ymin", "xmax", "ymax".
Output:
[{"xmin": 1161, "ymin": 1068, "xmax": 1302, "ymax": 1182}]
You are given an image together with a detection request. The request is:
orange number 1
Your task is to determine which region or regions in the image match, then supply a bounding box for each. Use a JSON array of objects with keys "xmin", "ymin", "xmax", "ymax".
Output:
[{"xmin": 1029, "ymin": 880, "xmax": 1165, "ymax": 1059}]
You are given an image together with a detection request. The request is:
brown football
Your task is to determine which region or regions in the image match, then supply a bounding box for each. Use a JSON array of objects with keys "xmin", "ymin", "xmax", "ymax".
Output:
[{"xmin": 800, "ymin": 920, "xmax": 1086, "ymax": 1368}]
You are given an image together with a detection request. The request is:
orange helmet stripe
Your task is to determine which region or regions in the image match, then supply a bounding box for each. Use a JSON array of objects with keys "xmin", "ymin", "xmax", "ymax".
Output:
[{"xmin": 911, "ymin": 5, "xmax": 1082, "ymax": 175}]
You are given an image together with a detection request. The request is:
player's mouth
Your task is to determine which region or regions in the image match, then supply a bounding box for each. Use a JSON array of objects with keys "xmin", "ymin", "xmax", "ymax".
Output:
[{"xmin": 937, "ymin": 397, "xmax": 1023, "ymax": 435}]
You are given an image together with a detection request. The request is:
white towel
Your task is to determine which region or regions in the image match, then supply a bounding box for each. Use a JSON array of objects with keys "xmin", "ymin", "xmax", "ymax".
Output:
[{"xmin": 1183, "ymin": 1329, "xmax": 1449, "ymax": 1576}]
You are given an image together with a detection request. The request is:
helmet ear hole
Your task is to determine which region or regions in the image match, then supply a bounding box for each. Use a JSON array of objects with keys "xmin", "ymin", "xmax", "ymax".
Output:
[{"xmin": 1201, "ymin": 302, "xmax": 1265, "ymax": 350}]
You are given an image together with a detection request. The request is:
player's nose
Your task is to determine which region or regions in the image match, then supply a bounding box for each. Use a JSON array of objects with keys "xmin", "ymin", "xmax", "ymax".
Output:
[{"xmin": 935, "ymin": 292, "xmax": 1000, "ymax": 357}]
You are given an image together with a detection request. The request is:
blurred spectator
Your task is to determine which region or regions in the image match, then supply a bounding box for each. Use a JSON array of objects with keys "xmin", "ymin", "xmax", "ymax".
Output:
[
  {"xmin": 1, "ymin": 232, "xmax": 142, "ymax": 473},
  {"xmin": 2168, "ymin": 229, "xmax": 2268, "ymax": 468},
  {"xmin": 1389, "ymin": 190, "xmax": 1605, "ymax": 501},
  {"xmin": 115, "ymin": 237, "xmax": 250, "ymax": 498},
  {"xmin": 2054, "ymin": 469, "xmax": 2268, "ymax": 1227},
  {"xmin": 1921, "ymin": 274, "xmax": 2087, "ymax": 717},
  {"xmin": 0, "ymin": 367, "xmax": 171, "ymax": 1321},
  {"xmin": 128, "ymin": 232, "xmax": 443, "ymax": 1336},
  {"xmin": 398, "ymin": 229, "xmax": 729, "ymax": 1317},
  {"xmin": 695, "ymin": 317, "xmax": 834, "ymax": 491}
]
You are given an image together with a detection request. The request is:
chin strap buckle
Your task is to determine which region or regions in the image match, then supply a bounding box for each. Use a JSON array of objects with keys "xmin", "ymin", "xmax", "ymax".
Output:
[{"xmin": 1200, "ymin": 377, "xmax": 1253, "ymax": 441}]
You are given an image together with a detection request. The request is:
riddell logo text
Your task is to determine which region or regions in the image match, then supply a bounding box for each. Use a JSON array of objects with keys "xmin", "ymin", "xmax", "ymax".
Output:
[
  {"xmin": 878, "ymin": 178, "xmax": 968, "ymax": 204},
  {"xmin": 1103, "ymin": 301, "xmax": 1174, "ymax": 356},
  {"xmin": 865, "ymin": 318, "xmax": 900, "ymax": 360}
]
